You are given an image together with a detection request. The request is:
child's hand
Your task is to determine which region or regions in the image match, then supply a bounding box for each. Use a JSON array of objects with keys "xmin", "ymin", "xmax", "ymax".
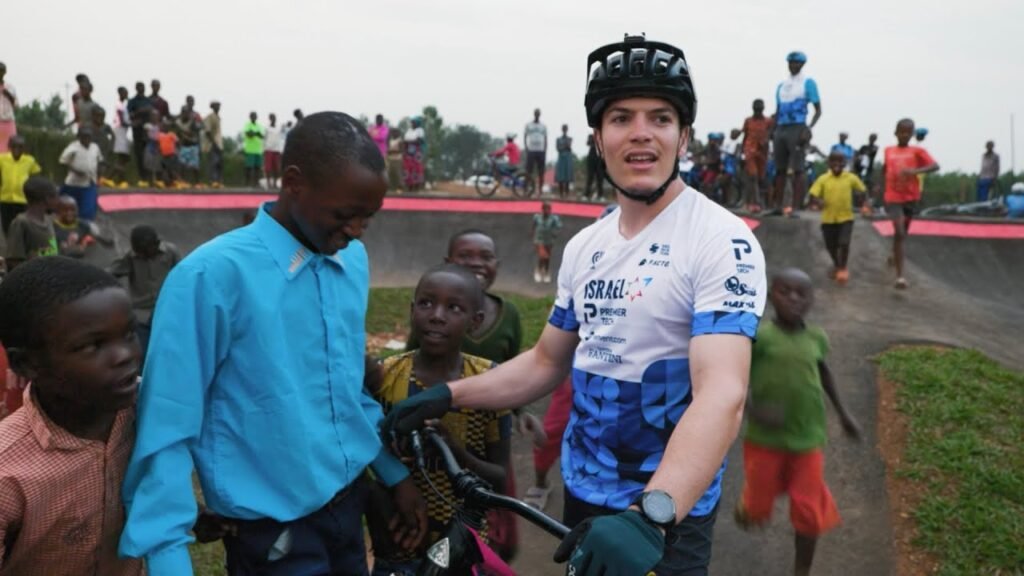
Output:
[
  {"xmin": 517, "ymin": 412, "xmax": 548, "ymax": 448},
  {"xmin": 841, "ymin": 416, "xmax": 862, "ymax": 441},
  {"xmin": 363, "ymin": 355, "xmax": 382, "ymax": 394},
  {"xmin": 192, "ymin": 507, "xmax": 237, "ymax": 543},
  {"xmin": 388, "ymin": 477, "xmax": 427, "ymax": 551}
]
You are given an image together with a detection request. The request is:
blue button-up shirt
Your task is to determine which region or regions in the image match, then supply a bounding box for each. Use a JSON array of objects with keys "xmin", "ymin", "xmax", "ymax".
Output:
[{"xmin": 119, "ymin": 203, "xmax": 408, "ymax": 575}]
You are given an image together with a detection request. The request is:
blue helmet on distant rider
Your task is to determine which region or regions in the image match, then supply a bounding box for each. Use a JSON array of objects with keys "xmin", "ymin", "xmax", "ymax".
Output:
[
  {"xmin": 915, "ymin": 127, "xmax": 929, "ymax": 138},
  {"xmin": 787, "ymin": 51, "xmax": 808, "ymax": 63}
]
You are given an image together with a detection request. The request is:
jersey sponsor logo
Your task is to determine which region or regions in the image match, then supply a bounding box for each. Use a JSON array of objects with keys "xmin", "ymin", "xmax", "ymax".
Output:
[
  {"xmin": 585, "ymin": 278, "xmax": 627, "ymax": 300},
  {"xmin": 599, "ymin": 307, "xmax": 627, "ymax": 325},
  {"xmin": 724, "ymin": 276, "xmax": 758, "ymax": 297},
  {"xmin": 736, "ymin": 262, "xmax": 756, "ymax": 275},
  {"xmin": 732, "ymin": 238, "xmax": 752, "ymax": 260},
  {"xmin": 590, "ymin": 250, "xmax": 604, "ymax": 270},
  {"xmin": 582, "ymin": 303, "xmax": 627, "ymax": 325},
  {"xmin": 722, "ymin": 299, "xmax": 757, "ymax": 310},
  {"xmin": 583, "ymin": 331, "xmax": 628, "ymax": 345},
  {"xmin": 587, "ymin": 346, "xmax": 623, "ymax": 364},
  {"xmin": 638, "ymin": 258, "xmax": 670, "ymax": 268},
  {"xmin": 649, "ymin": 243, "xmax": 671, "ymax": 256}
]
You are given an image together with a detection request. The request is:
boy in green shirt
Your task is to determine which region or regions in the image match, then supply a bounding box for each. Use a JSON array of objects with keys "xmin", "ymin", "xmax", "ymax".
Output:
[
  {"xmin": 735, "ymin": 268, "xmax": 860, "ymax": 576},
  {"xmin": 531, "ymin": 201, "xmax": 562, "ymax": 283},
  {"xmin": 4, "ymin": 176, "xmax": 58, "ymax": 271},
  {"xmin": 242, "ymin": 111, "xmax": 264, "ymax": 188}
]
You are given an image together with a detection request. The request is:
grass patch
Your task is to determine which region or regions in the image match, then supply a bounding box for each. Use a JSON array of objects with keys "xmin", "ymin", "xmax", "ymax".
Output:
[
  {"xmin": 367, "ymin": 287, "xmax": 554, "ymax": 350},
  {"xmin": 878, "ymin": 347, "xmax": 1024, "ymax": 575}
]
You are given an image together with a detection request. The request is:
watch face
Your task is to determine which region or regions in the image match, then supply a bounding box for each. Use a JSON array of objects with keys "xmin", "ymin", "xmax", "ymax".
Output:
[{"xmin": 642, "ymin": 490, "xmax": 676, "ymax": 526}]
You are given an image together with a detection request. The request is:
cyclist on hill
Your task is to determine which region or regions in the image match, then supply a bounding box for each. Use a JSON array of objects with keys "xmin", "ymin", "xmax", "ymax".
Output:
[{"xmin": 491, "ymin": 133, "xmax": 521, "ymax": 176}]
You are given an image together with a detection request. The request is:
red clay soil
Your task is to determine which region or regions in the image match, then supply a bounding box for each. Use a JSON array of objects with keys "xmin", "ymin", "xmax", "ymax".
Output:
[{"xmin": 875, "ymin": 370, "xmax": 940, "ymax": 576}]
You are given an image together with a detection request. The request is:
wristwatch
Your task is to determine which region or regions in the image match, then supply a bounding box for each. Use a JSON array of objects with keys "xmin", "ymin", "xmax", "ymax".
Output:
[{"xmin": 632, "ymin": 490, "xmax": 677, "ymax": 530}]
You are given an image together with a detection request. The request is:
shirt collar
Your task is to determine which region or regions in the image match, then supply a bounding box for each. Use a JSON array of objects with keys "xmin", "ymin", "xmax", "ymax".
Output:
[
  {"xmin": 254, "ymin": 202, "xmax": 344, "ymax": 280},
  {"xmin": 24, "ymin": 385, "xmax": 134, "ymax": 452}
]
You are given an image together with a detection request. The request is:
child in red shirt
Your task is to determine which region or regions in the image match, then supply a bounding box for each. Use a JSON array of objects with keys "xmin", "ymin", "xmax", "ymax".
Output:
[
  {"xmin": 157, "ymin": 120, "xmax": 179, "ymax": 185},
  {"xmin": 882, "ymin": 118, "xmax": 939, "ymax": 289}
]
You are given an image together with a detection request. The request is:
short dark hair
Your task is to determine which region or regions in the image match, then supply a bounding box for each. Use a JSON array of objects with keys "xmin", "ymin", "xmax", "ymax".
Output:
[
  {"xmin": 447, "ymin": 228, "xmax": 495, "ymax": 256},
  {"xmin": 897, "ymin": 118, "xmax": 914, "ymax": 130},
  {"xmin": 753, "ymin": 98, "xmax": 764, "ymax": 105},
  {"xmin": 281, "ymin": 111, "xmax": 385, "ymax": 186},
  {"xmin": 417, "ymin": 263, "xmax": 485, "ymax": 312},
  {"xmin": 0, "ymin": 256, "xmax": 122, "ymax": 350},
  {"xmin": 23, "ymin": 176, "xmax": 57, "ymax": 204},
  {"xmin": 130, "ymin": 225, "xmax": 159, "ymax": 248}
]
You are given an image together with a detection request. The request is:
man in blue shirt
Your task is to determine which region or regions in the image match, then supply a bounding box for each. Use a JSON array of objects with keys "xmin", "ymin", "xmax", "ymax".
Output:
[
  {"xmin": 831, "ymin": 132, "xmax": 855, "ymax": 168},
  {"xmin": 770, "ymin": 51, "xmax": 822, "ymax": 217},
  {"xmin": 119, "ymin": 112, "xmax": 426, "ymax": 575}
]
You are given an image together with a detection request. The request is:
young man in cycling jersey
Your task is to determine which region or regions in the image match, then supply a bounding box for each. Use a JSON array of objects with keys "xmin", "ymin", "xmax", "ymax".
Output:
[{"xmin": 382, "ymin": 34, "xmax": 766, "ymax": 576}]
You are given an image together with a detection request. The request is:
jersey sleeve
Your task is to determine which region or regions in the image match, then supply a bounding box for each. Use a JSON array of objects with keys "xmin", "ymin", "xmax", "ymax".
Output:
[
  {"xmin": 805, "ymin": 78, "xmax": 820, "ymax": 104},
  {"xmin": 690, "ymin": 219, "xmax": 767, "ymax": 339},
  {"xmin": 548, "ymin": 236, "xmax": 580, "ymax": 332}
]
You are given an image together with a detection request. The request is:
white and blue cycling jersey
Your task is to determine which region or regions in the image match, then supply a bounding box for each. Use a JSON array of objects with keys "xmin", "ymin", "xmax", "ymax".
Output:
[
  {"xmin": 548, "ymin": 188, "xmax": 767, "ymax": 516},
  {"xmin": 775, "ymin": 73, "xmax": 820, "ymax": 126}
]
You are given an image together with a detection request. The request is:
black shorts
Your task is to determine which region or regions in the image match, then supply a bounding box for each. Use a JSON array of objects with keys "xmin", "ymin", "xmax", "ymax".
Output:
[
  {"xmin": 563, "ymin": 490, "xmax": 717, "ymax": 576},
  {"xmin": 821, "ymin": 221, "xmax": 854, "ymax": 247},
  {"xmin": 773, "ymin": 124, "xmax": 807, "ymax": 174},
  {"xmin": 886, "ymin": 201, "xmax": 918, "ymax": 220},
  {"xmin": 525, "ymin": 151, "xmax": 546, "ymax": 177}
]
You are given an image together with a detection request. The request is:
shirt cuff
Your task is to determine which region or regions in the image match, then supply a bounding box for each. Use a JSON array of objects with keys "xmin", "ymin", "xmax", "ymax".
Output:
[
  {"xmin": 371, "ymin": 449, "xmax": 410, "ymax": 488},
  {"xmin": 143, "ymin": 545, "xmax": 194, "ymax": 576}
]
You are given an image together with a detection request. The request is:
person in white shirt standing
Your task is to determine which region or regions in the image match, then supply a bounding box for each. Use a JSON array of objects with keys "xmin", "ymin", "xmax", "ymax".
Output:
[
  {"xmin": 58, "ymin": 127, "xmax": 103, "ymax": 221},
  {"xmin": 524, "ymin": 108, "xmax": 547, "ymax": 195},
  {"xmin": 110, "ymin": 86, "xmax": 132, "ymax": 184},
  {"xmin": 0, "ymin": 62, "xmax": 17, "ymax": 154},
  {"xmin": 264, "ymin": 113, "xmax": 285, "ymax": 190}
]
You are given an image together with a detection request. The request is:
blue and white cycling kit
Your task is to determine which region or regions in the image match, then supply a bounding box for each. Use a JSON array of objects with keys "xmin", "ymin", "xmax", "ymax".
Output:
[
  {"xmin": 548, "ymin": 189, "xmax": 767, "ymax": 515},
  {"xmin": 775, "ymin": 73, "xmax": 820, "ymax": 126}
]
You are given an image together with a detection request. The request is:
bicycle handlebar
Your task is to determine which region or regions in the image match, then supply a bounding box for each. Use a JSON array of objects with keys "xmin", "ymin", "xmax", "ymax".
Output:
[{"xmin": 411, "ymin": 429, "xmax": 570, "ymax": 540}]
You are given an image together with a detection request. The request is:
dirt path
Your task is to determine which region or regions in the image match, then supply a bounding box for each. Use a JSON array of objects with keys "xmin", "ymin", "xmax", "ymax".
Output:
[{"xmin": 511, "ymin": 214, "xmax": 1024, "ymax": 575}]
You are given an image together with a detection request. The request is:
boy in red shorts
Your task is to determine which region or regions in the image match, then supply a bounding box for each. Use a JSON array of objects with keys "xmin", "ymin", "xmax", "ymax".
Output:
[
  {"xmin": 741, "ymin": 98, "xmax": 774, "ymax": 212},
  {"xmin": 735, "ymin": 268, "xmax": 860, "ymax": 576},
  {"xmin": 882, "ymin": 118, "xmax": 939, "ymax": 289}
]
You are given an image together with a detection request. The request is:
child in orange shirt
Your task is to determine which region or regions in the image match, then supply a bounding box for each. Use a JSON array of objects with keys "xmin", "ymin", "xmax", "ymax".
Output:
[{"xmin": 157, "ymin": 119, "xmax": 179, "ymax": 184}]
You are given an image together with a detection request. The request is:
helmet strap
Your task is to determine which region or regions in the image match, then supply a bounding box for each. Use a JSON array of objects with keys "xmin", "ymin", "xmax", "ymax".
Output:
[{"xmin": 603, "ymin": 161, "xmax": 680, "ymax": 205}]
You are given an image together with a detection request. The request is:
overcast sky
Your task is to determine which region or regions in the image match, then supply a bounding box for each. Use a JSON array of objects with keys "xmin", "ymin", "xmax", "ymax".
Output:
[{"xmin": 4, "ymin": 0, "xmax": 1022, "ymax": 173}]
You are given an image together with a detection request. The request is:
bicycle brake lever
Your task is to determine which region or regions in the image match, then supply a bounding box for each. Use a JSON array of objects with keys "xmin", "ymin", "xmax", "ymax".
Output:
[{"xmin": 410, "ymin": 430, "xmax": 427, "ymax": 470}]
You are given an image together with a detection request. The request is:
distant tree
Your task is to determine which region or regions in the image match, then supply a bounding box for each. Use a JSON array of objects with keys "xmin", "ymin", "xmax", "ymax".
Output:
[
  {"xmin": 439, "ymin": 124, "xmax": 499, "ymax": 180},
  {"xmin": 421, "ymin": 106, "xmax": 444, "ymax": 182},
  {"xmin": 14, "ymin": 94, "xmax": 67, "ymax": 131}
]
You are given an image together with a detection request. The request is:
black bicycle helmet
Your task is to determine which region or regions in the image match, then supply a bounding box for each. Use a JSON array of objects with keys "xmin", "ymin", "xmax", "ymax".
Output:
[{"xmin": 584, "ymin": 34, "xmax": 697, "ymax": 128}]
